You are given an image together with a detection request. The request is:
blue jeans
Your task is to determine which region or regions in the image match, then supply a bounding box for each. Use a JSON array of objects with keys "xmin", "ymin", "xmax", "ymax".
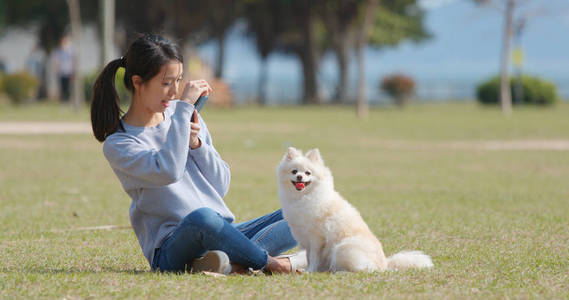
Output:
[{"xmin": 151, "ymin": 207, "xmax": 297, "ymax": 272}]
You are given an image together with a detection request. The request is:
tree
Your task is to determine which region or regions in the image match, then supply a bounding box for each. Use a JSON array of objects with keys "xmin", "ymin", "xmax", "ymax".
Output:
[
  {"xmin": 243, "ymin": 0, "xmax": 283, "ymax": 105},
  {"xmin": 290, "ymin": 0, "xmax": 324, "ymax": 104},
  {"xmin": 0, "ymin": 0, "xmax": 6, "ymax": 31},
  {"xmin": 66, "ymin": 0, "xmax": 84, "ymax": 110},
  {"xmin": 99, "ymin": 0, "xmax": 115, "ymax": 66},
  {"xmin": 368, "ymin": 1, "xmax": 431, "ymax": 47},
  {"xmin": 271, "ymin": 0, "xmax": 328, "ymax": 104},
  {"xmin": 321, "ymin": 0, "xmax": 362, "ymax": 103},
  {"xmin": 473, "ymin": 0, "xmax": 556, "ymax": 115},
  {"xmin": 355, "ymin": 0, "xmax": 430, "ymax": 118},
  {"xmin": 355, "ymin": 0, "xmax": 377, "ymax": 118},
  {"xmin": 320, "ymin": 0, "xmax": 429, "ymax": 111},
  {"xmin": 473, "ymin": 0, "xmax": 516, "ymax": 115},
  {"xmin": 203, "ymin": 0, "xmax": 242, "ymax": 79}
]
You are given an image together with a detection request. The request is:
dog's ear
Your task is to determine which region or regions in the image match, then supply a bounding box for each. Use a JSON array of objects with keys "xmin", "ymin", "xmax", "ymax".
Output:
[
  {"xmin": 284, "ymin": 147, "xmax": 302, "ymax": 161},
  {"xmin": 306, "ymin": 148, "xmax": 323, "ymax": 164}
]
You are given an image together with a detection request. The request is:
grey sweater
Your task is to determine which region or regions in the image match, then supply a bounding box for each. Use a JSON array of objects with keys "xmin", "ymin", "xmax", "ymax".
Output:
[{"xmin": 103, "ymin": 100, "xmax": 234, "ymax": 266}]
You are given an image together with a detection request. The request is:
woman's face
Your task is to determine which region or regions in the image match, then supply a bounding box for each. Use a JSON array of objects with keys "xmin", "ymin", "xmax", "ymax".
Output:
[{"xmin": 135, "ymin": 60, "xmax": 183, "ymax": 113}]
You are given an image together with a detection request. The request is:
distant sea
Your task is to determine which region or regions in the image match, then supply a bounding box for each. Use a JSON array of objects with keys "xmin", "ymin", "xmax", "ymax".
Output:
[{"xmin": 202, "ymin": 48, "xmax": 569, "ymax": 106}]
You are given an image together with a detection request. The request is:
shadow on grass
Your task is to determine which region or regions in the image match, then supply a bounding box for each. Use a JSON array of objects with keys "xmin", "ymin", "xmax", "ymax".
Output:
[{"xmin": 0, "ymin": 266, "xmax": 149, "ymax": 275}]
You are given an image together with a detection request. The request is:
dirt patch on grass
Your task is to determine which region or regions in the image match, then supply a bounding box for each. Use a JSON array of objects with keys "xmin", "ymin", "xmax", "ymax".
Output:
[
  {"xmin": 358, "ymin": 139, "xmax": 569, "ymax": 151},
  {"xmin": 209, "ymin": 122, "xmax": 302, "ymax": 134},
  {"xmin": 0, "ymin": 122, "xmax": 91, "ymax": 134},
  {"xmin": 0, "ymin": 138, "xmax": 95, "ymax": 150},
  {"xmin": 2, "ymin": 121, "xmax": 569, "ymax": 151}
]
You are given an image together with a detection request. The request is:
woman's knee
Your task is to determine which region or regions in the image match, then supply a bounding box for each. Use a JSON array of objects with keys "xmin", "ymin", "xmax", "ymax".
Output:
[{"xmin": 182, "ymin": 207, "xmax": 225, "ymax": 233}]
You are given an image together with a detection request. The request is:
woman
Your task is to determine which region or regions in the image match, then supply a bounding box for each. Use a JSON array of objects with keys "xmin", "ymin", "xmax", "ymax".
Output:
[{"xmin": 90, "ymin": 34, "xmax": 304, "ymax": 274}]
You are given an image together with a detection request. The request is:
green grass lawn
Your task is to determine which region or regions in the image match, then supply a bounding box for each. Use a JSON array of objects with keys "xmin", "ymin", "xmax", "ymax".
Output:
[{"xmin": 1, "ymin": 101, "xmax": 568, "ymax": 298}]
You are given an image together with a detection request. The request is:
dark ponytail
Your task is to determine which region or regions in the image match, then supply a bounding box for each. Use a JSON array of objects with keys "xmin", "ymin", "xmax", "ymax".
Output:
[
  {"xmin": 90, "ymin": 58, "xmax": 124, "ymax": 142},
  {"xmin": 90, "ymin": 33, "xmax": 183, "ymax": 142}
]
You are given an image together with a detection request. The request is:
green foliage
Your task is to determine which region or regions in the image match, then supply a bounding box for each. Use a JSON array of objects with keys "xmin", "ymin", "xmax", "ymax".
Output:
[
  {"xmin": 368, "ymin": 1, "xmax": 431, "ymax": 47},
  {"xmin": 380, "ymin": 73, "xmax": 416, "ymax": 106},
  {"xmin": 0, "ymin": 0, "xmax": 6, "ymax": 30},
  {"xmin": 477, "ymin": 75, "xmax": 559, "ymax": 106},
  {"xmin": 1, "ymin": 71, "xmax": 38, "ymax": 104},
  {"xmin": 243, "ymin": 0, "xmax": 280, "ymax": 58},
  {"xmin": 84, "ymin": 67, "xmax": 130, "ymax": 104},
  {"xmin": 263, "ymin": 0, "xmax": 329, "ymax": 55}
]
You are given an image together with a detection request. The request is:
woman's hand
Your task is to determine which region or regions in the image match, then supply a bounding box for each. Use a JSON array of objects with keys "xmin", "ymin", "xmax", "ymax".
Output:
[
  {"xmin": 179, "ymin": 79, "xmax": 212, "ymax": 104},
  {"xmin": 189, "ymin": 111, "xmax": 201, "ymax": 149},
  {"xmin": 178, "ymin": 79, "xmax": 211, "ymax": 149}
]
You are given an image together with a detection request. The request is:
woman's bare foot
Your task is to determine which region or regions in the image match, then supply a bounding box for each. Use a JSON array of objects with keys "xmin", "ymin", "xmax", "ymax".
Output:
[
  {"xmin": 263, "ymin": 255, "xmax": 292, "ymax": 274},
  {"xmin": 229, "ymin": 263, "xmax": 249, "ymax": 274}
]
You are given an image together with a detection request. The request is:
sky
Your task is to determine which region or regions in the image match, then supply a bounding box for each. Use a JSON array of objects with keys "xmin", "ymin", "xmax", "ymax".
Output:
[{"xmin": 396, "ymin": 0, "xmax": 569, "ymax": 80}]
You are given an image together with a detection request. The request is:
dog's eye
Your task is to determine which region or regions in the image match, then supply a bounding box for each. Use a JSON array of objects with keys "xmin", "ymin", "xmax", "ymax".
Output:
[
  {"xmin": 292, "ymin": 170, "xmax": 297, "ymax": 175},
  {"xmin": 305, "ymin": 171, "xmax": 311, "ymax": 176}
]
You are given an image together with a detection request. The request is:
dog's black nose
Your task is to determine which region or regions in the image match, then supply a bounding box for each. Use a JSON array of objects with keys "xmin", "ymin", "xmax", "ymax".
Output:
[{"xmin": 296, "ymin": 175, "xmax": 303, "ymax": 181}]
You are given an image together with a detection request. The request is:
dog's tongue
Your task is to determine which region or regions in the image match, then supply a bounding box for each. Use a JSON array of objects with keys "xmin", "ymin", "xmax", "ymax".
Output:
[{"xmin": 295, "ymin": 182, "xmax": 305, "ymax": 190}]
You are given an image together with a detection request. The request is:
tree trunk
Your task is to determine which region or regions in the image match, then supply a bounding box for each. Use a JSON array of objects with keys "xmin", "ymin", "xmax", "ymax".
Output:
[
  {"xmin": 355, "ymin": 43, "xmax": 367, "ymax": 118},
  {"xmin": 334, "ymin": 35, "xmax": 350, "ymax": 103},
  {"xmin": 356, "ymin": 0, "xmax": 377, "ymax": 119},
  {"xmin": 300, "ymin": 11, "xmax": 320, "ymax": 104},
  {"xmin": 500, "ymin": 0, "xmax": 514, "ymax": 115},
  {"xmin": 257, "ymin": 56, "xmax": 268, "ymax": 106},
  {"xmin": 215, "ymin": 32, "xmax": 226, "ymax": 79},
  {"xmin": 67, "ymin": 0, "xmax": 85, "ymax": 111},
  {"xmin": 300, "ymin": 52, "xmax": 319, "ymax": 104},
  {"xmin": 100, "ymin": 0, "xmax": 115, "ymax": 66}
]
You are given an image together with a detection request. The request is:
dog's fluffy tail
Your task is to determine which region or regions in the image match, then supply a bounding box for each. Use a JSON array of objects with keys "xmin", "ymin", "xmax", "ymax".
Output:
[{"xmin": 386, "ymin": 250, "xmax": 434, "ymax": 270}]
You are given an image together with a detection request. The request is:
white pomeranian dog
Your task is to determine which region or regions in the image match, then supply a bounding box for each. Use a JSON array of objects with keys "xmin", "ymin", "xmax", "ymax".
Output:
[{"xmin": 277, "ymin": 147, "xmax": 434, "ymax": 273}]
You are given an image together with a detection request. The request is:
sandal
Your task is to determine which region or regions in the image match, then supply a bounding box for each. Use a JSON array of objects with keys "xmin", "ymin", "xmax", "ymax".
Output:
[{"xmin": 276, "ymin": 250, "xmax": 307, "ymax": 273}]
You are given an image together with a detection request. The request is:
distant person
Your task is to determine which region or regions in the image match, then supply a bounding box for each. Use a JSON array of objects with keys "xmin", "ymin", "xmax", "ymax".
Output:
[
  {"xmin": 90, "ymin": 34, "xmax": 306, "ymax": 274},
  {"xmin": 55, "ymin": 36, "xmax": 74, "ymax": 102}
]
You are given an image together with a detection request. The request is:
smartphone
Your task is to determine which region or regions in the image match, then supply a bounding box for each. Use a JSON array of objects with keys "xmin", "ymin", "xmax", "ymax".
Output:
[
  {"xmin": 194, "ymin": 95, "xmax": 208, "ymax": 112},
  {"xmin": 191, "ymin": 95, "xmax": 208, "ymax": 123}
]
